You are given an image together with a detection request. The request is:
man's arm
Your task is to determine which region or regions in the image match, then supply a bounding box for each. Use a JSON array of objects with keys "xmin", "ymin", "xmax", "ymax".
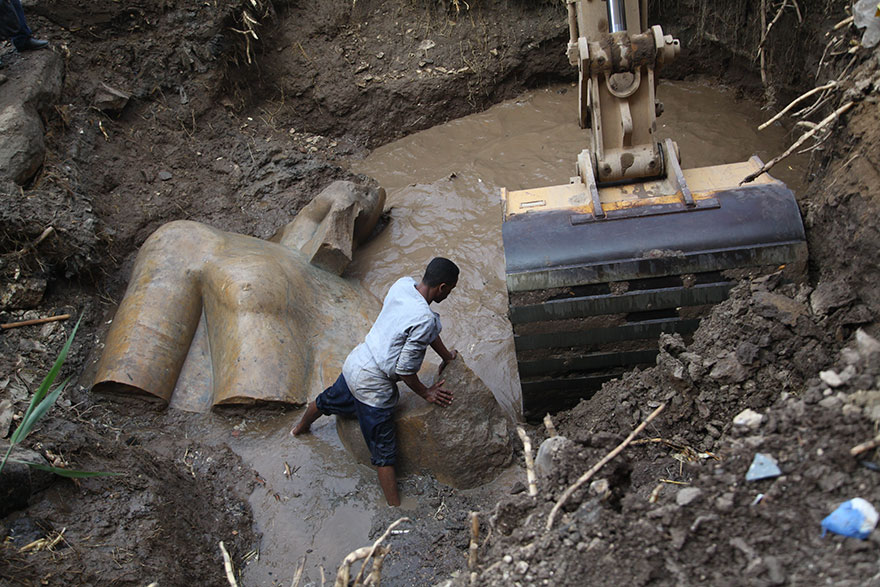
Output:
[
  {"xmin": 431, "ymin": 335, "xmax": 457, "ymax": 373},
  {"xmin": 399, "ymin": 373, "xmax": 454, "ymax": 407}
]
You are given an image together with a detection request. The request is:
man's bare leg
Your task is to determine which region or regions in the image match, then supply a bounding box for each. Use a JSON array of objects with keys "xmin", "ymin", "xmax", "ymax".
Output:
[
  {"xmin": 291, "ymin": 400, "xmax": 322, "ymax": 435},
  {"xmin": 377, "ymin": 466, "xmax": 400, "ymax": 506}
]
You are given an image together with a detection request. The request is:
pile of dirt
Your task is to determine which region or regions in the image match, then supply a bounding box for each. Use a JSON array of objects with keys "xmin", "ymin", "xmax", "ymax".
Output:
[{"xmin": 462, "ymin": 275, "xmax": 880, "ymax": 585}]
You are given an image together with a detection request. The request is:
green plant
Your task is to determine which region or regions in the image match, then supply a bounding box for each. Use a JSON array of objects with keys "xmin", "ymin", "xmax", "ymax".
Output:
[{"xmin": 0, "ymin": 316, "xmax": 116, "ymax": 478}]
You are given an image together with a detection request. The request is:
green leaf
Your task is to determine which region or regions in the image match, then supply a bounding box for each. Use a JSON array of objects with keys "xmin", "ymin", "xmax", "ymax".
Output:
[
  {"xmin": 10, "ymin": 316, "xmax": 82, "ymax": 445},
  {"xmin": 7, "ymin": 459, "xmax": 120, "ymax": 478},
  {"xmin": 15, "ymin": 377, "xmax": 70, "ymax": 445}
]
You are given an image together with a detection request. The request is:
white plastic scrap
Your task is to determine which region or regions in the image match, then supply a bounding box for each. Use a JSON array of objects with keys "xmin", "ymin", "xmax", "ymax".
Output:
[{"xmin": 854, "ymin": 0, "xmax": 880, "ymax": 48}]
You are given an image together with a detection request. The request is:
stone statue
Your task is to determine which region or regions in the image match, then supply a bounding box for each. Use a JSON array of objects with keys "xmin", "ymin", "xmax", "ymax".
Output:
[{"xmin": 92, "ymin": 181, "xmax": 386, "ymax": 411}]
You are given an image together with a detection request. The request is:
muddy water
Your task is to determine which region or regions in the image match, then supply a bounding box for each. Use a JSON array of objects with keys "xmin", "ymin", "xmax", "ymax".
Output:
[
  {"xmin": 347, "ymin": 79, "xmax": 806, "ymax": 418},
  {"xmin": 230, "ymin": 80, "xmax": 805, "ymax": 585}
]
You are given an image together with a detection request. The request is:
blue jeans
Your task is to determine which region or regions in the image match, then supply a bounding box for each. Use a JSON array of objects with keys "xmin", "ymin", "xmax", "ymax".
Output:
[
  {"xmin": 315, "ymin": 374, "xmax": 397, "ymax": 467},
  {"xmin": 10, "ymin": 0, "xmax": 33, "ymax": 49}
]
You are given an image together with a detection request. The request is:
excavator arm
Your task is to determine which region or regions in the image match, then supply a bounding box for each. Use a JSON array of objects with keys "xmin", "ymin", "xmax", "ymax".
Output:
[{"xmin": 502, "ymin": 0, "xmax": 808, "ymax": 419}]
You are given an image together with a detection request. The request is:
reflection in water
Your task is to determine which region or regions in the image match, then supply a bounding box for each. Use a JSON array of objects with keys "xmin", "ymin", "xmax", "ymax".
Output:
[{"xmin": 236, "ymin": 80, "xmax": 804, "ymax": 584}]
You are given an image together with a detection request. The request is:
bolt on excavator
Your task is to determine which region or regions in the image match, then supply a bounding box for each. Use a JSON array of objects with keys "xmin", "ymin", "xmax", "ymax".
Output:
[{"xmin": 502, "ymin": 0, "xmax": 808, "ymax": 419}]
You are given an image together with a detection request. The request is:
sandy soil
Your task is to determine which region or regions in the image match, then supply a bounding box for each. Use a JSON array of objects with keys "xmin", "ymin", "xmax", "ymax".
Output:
[{"xmin": 1, "ymin": 0, "xmax": 878, "ymax": 585}]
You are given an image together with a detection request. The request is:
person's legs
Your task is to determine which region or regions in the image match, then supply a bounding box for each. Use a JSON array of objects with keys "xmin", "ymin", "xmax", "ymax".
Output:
[
  {"xmin": 291, "ymin": 374, "xmax": 354, "ymax": 435},
  {"xmin": 354, "ymin": 400, "xmax": 399, "ymax": 506},
  {"xmin": 9, "ymin": 0, "xmax": 48, "ymax": 52},
  {"xmin": 291, "ymin": 400, "xmax": 322, "ymax": 435},
  {"xmin": 377, "ymin": 466, "xmax": 400, "ymax": 507},
  {"xmin": 9, "ymin": 0, "xmax": 32, "ymax": 45}
]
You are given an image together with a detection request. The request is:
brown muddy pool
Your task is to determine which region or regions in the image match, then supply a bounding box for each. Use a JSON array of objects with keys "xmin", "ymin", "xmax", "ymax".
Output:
[{"xmin": 221, "ymin": 79, "xmax": 805, "ymax": 585}]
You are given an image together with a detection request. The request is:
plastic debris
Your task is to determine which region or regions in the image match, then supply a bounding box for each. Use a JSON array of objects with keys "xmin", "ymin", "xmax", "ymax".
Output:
[
  {"xmin": 745, "ymin": 453, "xmax": 782, "ymax": 481},
  {"xmin": 854, "ymin": 0, "xmax": 880, "ymax": 48},
  {"xmin": 821, "ymin": 498, "xmax": 878, "ymax": 540}
]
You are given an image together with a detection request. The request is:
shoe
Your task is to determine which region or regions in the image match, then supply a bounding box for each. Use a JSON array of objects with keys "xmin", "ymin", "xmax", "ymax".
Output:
[{"xmin": 15, "ymin": 37, "xmax": 49, "ymax": 51}]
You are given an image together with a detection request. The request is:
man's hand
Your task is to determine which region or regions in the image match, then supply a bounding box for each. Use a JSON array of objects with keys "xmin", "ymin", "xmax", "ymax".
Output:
[
  {"xmin": 423, "ymin": 378, "xmax": 454, "ymax": 407},
  {"xmin": 439, "ymin": 349, "xmax": 458, "ymax": 375}
]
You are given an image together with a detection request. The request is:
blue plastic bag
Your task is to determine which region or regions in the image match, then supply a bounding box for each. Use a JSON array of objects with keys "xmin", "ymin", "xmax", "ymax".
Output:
[{"xmin": 821, "ymin": 498, "xmax": 878, "ymax": 540}]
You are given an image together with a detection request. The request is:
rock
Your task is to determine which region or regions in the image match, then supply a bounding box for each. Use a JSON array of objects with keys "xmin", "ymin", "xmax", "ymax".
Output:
[
  {"xmin": 752, "ymin": 291, "xmax": 808, "ymax": 327},
  {"xmin": 92, "ymin": 82, "xmax": 131, "ymax": 114},
  {"xmin": 535, "ymin": 435, "xmax": 572, "ymax": 479},
  {"xmin": 0, "ymin": 275, "xmax": 47, "ymax": 310},
  {"xmin": 0, "ymin": 443, "xmax": 55, "ymax": 518},
  {"xmin": 856, "ymin": 328, "xmax": 880, "ymax": 359},
  {"xmin": 708, "ymin": 351, "xmax": 748, "ymax": 383},
  {"xmin": 336, "ymin": 355, "xmax": 513, "ymax": 489},
  {"xmin": 733, "ymin": 408, "xmax": 764, "ymax": 430},
  {"xmin": 819, "ymin": 370, "xmax": 844, "ymax": 388},
  {"xmin": 676, "ymin": 487, "xmax": 702, "ymax": 506},
  {"xmin": 157, "ymin": 170, "xmax": 173, "ymax": 181},
  {"xmin": 735, "ymin": 341, "xmax": 760, "ymax": 365},
  {"xmin": 818, "ymin": 395, "xmax": 842, "ymax": 410},
  {"xmin": 810, "ymin": 280, "xmax": 857, "ymax": 315},
  {"xmin": 0, "ymin": 52, "xmax": 64, "ymax": 185},
  {"xmin": 764, "ymin": 556, "xmax": 785, "ymax": 585}
]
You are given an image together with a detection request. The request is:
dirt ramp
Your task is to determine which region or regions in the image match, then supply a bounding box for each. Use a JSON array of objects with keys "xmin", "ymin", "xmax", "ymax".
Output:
[{"xmin": 337, "ymin": 355, "xmax": 513, "ymax": 488}]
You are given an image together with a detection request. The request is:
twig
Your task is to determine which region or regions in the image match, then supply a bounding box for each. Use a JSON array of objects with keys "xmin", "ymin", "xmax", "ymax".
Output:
[
  {"xmin": 219, "ymin": 541, "xmax": 239, "ymax": 587},
  {"xmin": 791, "ymin": 0, "xmax": 802, "ymax": 23},
  {"xmin": 833, "ymin": 15, "xmax": 854, "ymax": 30},
  {"xmin": 851, "ymin": 434, "xmax": 880, "ymax": 456},
  {"xmin": 546, "ymin": 403, "xmax": 666, "ymax": 531},
  {"xmin": 467, "ymin": 512, "xmax": 479, "ymax": 571},
  {"xmin": 14, "ymin": 226, "xmax": 55, "ymax": 256},
  {"xmin": 759, "ymin": 0, "xmax": 767, "ymax": 86},
  {"xmin": 2, "ymin": 314, "xmax": 71, "ymax": 330},
  {"xmin": 516, "ymin": 426, "xmax": 538, "ymax": 497},
  {"xmin": 543, "ymin": 414, "xmax": 557, "ymax": 437},
  {"xmin": 351, "ymin": 517, "xmax": 410, "ymax": 586},
  {"xmin": 335, "ymin": 547, "xmax": 371, "ymax": 587},
  {"xmin": 290, "ymin": 555, "xmax": 306, "ymax": 587},
  {"xmin": 758, "ymin": 81, "xmax": 837, "ymax": 130},
  {"xmin": 365, "ymin": 546, "xmax": 390, "ymax": 586},
  {"xmin": 741, "ymin": 101, "xmax": 854, "ymax": 184},
  {"xmin": 757, "ymin": 0, "xmax": 788, "ymax": 54}
]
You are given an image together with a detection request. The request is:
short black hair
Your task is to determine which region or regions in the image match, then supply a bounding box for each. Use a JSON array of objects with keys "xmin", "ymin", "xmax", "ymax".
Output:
[{"xmin": 422, "ymin": 257, "xmax": 459, "ymax": 287}]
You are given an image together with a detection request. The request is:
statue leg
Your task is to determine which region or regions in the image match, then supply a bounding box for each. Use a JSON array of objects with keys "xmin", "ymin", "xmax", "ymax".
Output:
[{"xmin": 93, "ymin": 221, "xmax": 222, "ymax": 403}]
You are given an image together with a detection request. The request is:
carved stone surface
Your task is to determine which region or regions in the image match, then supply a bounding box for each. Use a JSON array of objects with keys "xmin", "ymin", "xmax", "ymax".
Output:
[{"xmin": 336, "ymin": 355, "xmax": 513, "ymax": 489}]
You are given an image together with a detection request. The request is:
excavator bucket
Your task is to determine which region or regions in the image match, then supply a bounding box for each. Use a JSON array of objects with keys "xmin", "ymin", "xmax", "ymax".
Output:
[
  {"xmin": 502, "ymin": 157, "xmax": 807, "ymax": 419},
  {"xmin": 501, "ymin": 0, "xmax": 808, "ymax": 419}
]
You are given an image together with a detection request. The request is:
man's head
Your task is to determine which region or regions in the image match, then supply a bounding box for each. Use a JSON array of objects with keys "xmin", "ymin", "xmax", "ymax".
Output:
[{"xmin": 421, "ymin": 257, "xmax": 459, "ymax": 303}]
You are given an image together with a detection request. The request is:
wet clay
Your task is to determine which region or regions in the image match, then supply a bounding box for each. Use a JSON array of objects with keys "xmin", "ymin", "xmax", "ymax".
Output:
[{"xmin": 348, "ymin": 79, "xmax": 806, "ymax": 418}]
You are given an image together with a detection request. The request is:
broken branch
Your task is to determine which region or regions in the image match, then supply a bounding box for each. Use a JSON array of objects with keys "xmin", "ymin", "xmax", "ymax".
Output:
[
  {"xmin": 543, "ymin": 413, "xmax": 557, "ymax": 437},
  {"xmin": 468, "ymin": 512, "xmax": 479, "ymax": 571},
  {"xmin": 516, "ymin": 426, "xmax": 538, "ymax": 497},
  {"xmin": 546, "ymin": 403, "xmax": 666, "ymax": 531},
  {"xmin": 219, "ymin": 541, "xmax": 239, "ymax": 587},
  {"xmin": 351, "ymin": 517, "xmax": 410, "ymax": 586},
  {"xmin": 741, "ymin": 101, "xmax": 854, "ymax": 185},
  {"xmin": 2, "ymin": 314, "xmax": 71, "ymax": 330},
  {"xmin": 851, "ymin": 434, "xmax": 880, "ymax": 456},
  {"xmin": 758, "ymin": 81, "xmax": 837, "ymax": 130}
]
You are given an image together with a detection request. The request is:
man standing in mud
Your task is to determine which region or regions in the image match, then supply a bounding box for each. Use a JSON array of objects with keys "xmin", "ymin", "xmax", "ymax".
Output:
[{"xmin": 291, "ymin": 257, "xmax": 459, "ymax": 506}]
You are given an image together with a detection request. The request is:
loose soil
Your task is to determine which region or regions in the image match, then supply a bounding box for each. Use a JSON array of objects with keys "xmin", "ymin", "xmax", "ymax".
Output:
[{"xmin": 1, "ymin": 0, "xmax": 878, "ymax": 585}]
